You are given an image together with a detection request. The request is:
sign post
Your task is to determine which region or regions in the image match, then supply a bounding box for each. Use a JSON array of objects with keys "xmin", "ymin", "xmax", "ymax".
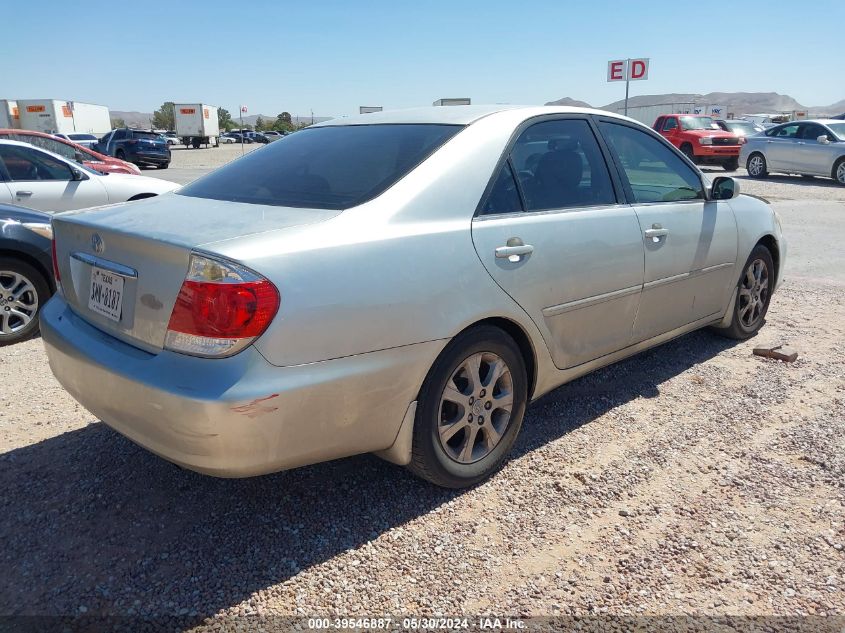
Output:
[
  {"xmin": 607, "ymin": 58, "xmax": 649, "ymax": 116},
  {"xmin": 239, "ymin": 105, "xmax": 247, "ymax": 155}
]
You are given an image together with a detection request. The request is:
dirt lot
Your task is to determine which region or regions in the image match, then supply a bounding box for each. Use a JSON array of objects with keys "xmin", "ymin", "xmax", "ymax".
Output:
[{"xmin": 0, "ymin": 164, "xmax": 843, "ymax": 627}]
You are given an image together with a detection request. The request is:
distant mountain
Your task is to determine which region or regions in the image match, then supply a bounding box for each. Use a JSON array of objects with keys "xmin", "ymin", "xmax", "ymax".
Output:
[
  {"xmin": 544, "ymin": 97, "xmax": 593, "ymax": 108},
  {"xmin": 109, "ymin": 110, "xmax": 331, "ymax": 129},
  {"xmin": 545, "ymin": 92, "xmax": 845, "ymax": 116}
]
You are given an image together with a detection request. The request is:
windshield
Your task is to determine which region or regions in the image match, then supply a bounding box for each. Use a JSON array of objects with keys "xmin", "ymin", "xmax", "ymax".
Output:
[
  {"xmin": 179, "ymin": 124, "xmax": 462, "ymax": 210},
  {"xmin": 69, "ymin": 134, "xmax": 97, "ymax": 141},
  {"xmin": 680, "ymin": 116, "xmax": 715, "ymax": 131},
  {"xmin": 826, "ymin": 123, "xmax": 845, "ymax": 140},
  {"xmin": 725, "ymin": 121, "xmax": 758, "ymax": 136}
]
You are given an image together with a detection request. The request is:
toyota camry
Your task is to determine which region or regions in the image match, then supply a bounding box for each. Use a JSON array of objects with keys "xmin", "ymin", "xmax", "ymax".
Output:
[{"xmin": 41, "ymin": 105, "xmax": 785, "ymax": 488}]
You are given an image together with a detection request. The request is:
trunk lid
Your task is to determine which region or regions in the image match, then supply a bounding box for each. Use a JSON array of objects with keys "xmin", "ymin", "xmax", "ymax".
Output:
[{"xmin": 53, "ymin": 194, "xmax": 341, "ymax": 352}]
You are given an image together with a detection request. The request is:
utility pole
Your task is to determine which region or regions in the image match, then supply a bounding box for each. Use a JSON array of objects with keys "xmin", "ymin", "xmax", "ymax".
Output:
[{"xmin": 624, "ymin": 58, "xmax": 630, "ymax": 117}]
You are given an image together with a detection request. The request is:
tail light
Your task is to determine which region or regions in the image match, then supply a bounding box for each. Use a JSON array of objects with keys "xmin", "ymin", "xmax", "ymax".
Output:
[
  {"xmin": 51, "ymin": 239, "xmax": 62, "ymax": 289},
  {"xmin": 165, "ymin": 254, "xmax": 280, "ymax": 358}
]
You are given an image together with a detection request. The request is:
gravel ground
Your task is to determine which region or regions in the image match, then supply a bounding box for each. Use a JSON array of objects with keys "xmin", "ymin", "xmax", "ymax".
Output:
[{"xmin": 0, "ymin": 169, "xmax": 843, "ymax": 627}]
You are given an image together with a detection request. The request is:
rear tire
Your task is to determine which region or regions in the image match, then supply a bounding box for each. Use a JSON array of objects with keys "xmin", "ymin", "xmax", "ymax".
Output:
[
  {"xmin": 747, "ymin": 153, "xmax": 768, "ymax": 178},
  {"xmin": 0, "ymin": 258, "xmax": 50, "ymax": 346},
  {"xmin": 407, "ymin": 326, "xmax": 528, "ymax": 488},
  {"xmin": 711, "ymin": 244, "xmax": 774, "ymax": 340},
  {"xmin": 115, "ymin": 149, "xmax": 126, "ymax": 160}
]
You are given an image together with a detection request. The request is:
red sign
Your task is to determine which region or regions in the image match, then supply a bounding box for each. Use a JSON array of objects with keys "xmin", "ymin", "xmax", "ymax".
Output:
[
  {"xmin": 61, "ymin": 105, "xmax": 73, "ymax": 117},
  {"xmin": 203, "ymin": 108, "xmax": 209, "ymax": 119},
  {"xmin": 26, "ymin": 105, "xmax": 46, "ymax": 113},
  {"xmin": 180, "ymin": 108, "xmax": 196, "ymax": 115},
  {"xmin": 607, "ymin": 60, "xmax": 626, "ymax": 82}
]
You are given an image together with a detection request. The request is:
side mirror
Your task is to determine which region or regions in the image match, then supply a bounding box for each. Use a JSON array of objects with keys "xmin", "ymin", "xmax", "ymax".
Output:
[
  {"xmin": 817, "ymin": 135, "xmax": 830, "ymax": 145},
  {"xmin": 70, "ymin": 167, "xmax": 87, "ymax": 181},
  {"xmin": 74, "ymin": 151, "xmax": 85, "ymax": 163},
  {"xmin": 711, "ymin": 176, "xmax": 739, "ymax": 201}
]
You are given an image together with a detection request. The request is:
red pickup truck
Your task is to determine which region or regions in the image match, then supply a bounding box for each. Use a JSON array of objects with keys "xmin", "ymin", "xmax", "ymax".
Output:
[{"xmin": 653, "ymin": 114, "xmax": 741, "ymax": 171}]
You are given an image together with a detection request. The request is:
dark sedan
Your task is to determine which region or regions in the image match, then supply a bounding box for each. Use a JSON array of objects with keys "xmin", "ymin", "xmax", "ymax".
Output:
[{"xmin": 0, "ymin": 203, "xmax": 54, "ymax": 345}]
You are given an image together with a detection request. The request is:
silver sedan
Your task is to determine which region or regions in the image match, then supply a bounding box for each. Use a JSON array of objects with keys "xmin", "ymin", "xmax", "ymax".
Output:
[
  {"xmin": 740, "ymin": 119, "xmax": 845, "ymax": 185},
  {"xmin": 42, "ymin": 105, "xmax": 786, "ymax": 488}
]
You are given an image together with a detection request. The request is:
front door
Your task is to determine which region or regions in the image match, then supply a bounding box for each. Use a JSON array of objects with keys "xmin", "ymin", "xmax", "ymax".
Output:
[
  {"xmin": 796, "ymin": 122, "xmax": 835, "ymax": 176},
  {"xmin": 0, "ymin": 144, "xmax": 109, "ymax": 213},
  {"xmin": 596, "ymin": 120, "xmax": 738, "ymax": 342},
  {"xmin": 765, "ymin": 123, "xmax": 801, "ymax": 172},
  {"xmin": 471, "ymin": 117, "xmax": 644, "ymax": 370}
]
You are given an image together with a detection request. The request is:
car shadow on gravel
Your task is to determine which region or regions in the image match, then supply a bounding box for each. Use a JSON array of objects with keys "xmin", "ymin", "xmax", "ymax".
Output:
[{"xmin": 0, "ymin": 330, "xmax": 736, "ymax": 623}]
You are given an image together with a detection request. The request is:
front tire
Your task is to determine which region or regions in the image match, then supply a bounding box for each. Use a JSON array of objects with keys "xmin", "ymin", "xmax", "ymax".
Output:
[
  {"xmin": 680, "ymin": 143, "xmax": 697, "ymax": 164},
  {"xmin": 711, "ymin": 245, "xmax": 774, "ymax": 340},
  {"xmin": 158, "ymin": 162, "xmax": 169, "ymax": 169},
  {"xmin": 747, "ymin": 153, "xmax": 768, "ymax": 178},
  {"xmin": 833, "ymin": 158, "xmax": 845, "ymax": 186},
  {"xmin": 408, "ymin": 326, "xmax": 528, "ymax": 488},
  {"xmin": 723, "ymin": 158, "xmax": 739, "ymax": 171},
  {"xmin": 0, "ymin": 258, "xmax": 50, "ymax": 346}
]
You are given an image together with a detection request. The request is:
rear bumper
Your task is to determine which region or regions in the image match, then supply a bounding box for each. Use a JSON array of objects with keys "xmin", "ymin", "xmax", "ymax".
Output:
[
  {"xmin": 130, "ymin": 154, "xmax": 170, "ymax": 166},
  {"xmin": 40, "ymin": 296, "xmax": 442, "ymax": 477}
]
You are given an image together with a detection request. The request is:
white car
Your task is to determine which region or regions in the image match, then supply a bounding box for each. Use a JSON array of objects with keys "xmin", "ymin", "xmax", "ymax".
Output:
[
  {"xmin": 0, "ymin": 140, "xmax": 179, "ymax": 213},
  {"xmin": 162, "ymin": 134, "xmax": 181, "ymax": 146},
  {"xmin": 219, "ymin": 134, "xmax": 238, "ymax": 144}
]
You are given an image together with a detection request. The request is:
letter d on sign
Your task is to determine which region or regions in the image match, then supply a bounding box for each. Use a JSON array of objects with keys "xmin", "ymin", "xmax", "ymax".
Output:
[{"xmin": 629, "ymin": 58, "xmax": 649, "ymax": 81}]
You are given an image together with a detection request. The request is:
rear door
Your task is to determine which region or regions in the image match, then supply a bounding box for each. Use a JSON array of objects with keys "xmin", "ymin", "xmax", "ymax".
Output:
[
  {"xmin": 765, "ymin": 123, "xmax": 801, "ymax": 171},
  {"xmin": 0, "ymin": 144, "xmax": 108, "ymax": 212},
  {"xmin": 596, "ymin": 119, "xmax": 738, "ymax": 341},
  {"xmin": 471, "ymin": 116, "xmax": 644, "ymax": 370}
]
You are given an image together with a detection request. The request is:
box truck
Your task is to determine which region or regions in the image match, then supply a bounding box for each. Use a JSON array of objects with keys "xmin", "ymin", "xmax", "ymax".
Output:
[
  {"xmin": 17, "ymin": 100, "xmax": 111, "ymax": 136},
  {"xmin": 174, "ymin": 103, "xmax": 220, "ymax": 148},
  {"xmin": 0, "ymin": 100, "xmax": 21, "ymax": 129}
]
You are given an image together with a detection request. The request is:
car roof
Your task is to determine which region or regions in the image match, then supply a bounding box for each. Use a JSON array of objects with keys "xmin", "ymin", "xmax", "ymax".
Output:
[
  {"xmin": 310, "ymin": 104, "xmax": 631, "ymax": 127},
  {"xmin": 0, "ymin": 128, "xmax": 55, "ymax": 138},
  {"xmin": 0, "ymin": 202, "xmax": 51, "ymax": 223}
]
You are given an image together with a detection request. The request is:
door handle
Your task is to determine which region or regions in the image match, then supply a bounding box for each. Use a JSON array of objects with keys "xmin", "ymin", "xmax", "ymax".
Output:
[
  {"xmin": 644, "ymin": 224, "xmax": 669, "ymax": 242},
  {"xmin": 15, "ymin": 191, "xmax": 33, "ymax": 197},
  {"xmin": 495, "ymin": 238, "xmax": 534, "ymax": 260}
]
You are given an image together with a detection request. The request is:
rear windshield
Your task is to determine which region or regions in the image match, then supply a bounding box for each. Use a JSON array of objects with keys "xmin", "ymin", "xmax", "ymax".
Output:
[
  {"xmin": 132, "ymin": 131, "xmax": 161, "ymax": 140},
  {"xmin": 178, "ymin": 124, "xmax": 462, "ymax": 210}
]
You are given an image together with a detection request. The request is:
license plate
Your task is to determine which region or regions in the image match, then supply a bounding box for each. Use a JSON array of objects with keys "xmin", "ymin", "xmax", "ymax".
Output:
[{"xmin": 88, "ymin": 267, "xmax": 125, "ymax": 322}]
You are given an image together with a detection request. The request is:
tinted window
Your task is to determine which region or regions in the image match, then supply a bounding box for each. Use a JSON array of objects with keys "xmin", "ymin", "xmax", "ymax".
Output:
[
  {"xmin": 481, "ymin": 161, "xmax": 522, "ymax": 215},
  {"xmin": 131, "ymin": 131, "xmax": 160, "ymax": 140},
  {"xmin": 800, "ymin": 123, "xmax": 827, "ymax": 140},
  {"xmin": 180, "ymin": 124, "xmax": 462, "ymax": 210},
  {"xmin": 767, "ymin": 124, "xmax": 800, "ymax": 138},
  {"xmin": 113, "ymin": 130, "xmax": 128, "ymax": 140},
  {"xmin": 0, "ymin": 145, "xmax": 72, "ymax": 181},
  {"xmin": 598, "ymin": 122, "xmax": 704, "ymax": 203},
  {"xmin": 662, "ymin": 117, "xmax": 678, "ymax": 131},
  {"xmin": 13, "ymin": 134, "xmax": 77, "ymax": 160},
  {"xmin": 509, "ymin": 119, "xmax": 615, "ymax": 211}
]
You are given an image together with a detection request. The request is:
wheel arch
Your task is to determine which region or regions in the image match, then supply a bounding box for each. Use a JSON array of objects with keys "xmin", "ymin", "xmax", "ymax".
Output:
[
  {"xmin": 452, "ymin": 316, "xmax": 538, "ymax": 400},
  {"xmin": 0, "ymin": 248, "xmax": 55, "ymax": 293},
  {"xmin": 128, "ymin": 193, "xmax": 158, "ymax": 201},
  {"xmin": 755, "ymin": 234, "xmax": 780, "ymax": 284}
]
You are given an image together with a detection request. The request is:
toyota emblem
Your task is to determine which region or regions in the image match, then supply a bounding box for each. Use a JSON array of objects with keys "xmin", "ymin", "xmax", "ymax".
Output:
[{"xmin": 91, "ymin": 233, "xmax": 104, "ymax": 254}]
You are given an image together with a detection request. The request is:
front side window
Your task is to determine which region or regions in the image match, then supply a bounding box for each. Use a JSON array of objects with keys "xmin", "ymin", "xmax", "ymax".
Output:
[
  {"xmin": 800, "ymin": 123, "xmax": 827, "ymax": 140},
  {"xmin": 598, "ymin": 122, "xmax": 704, "ymax": 203},
  {"xmin": 767, "ymin": 124, "xmax": 800, "ymax": 138},
  {"xmin": 508, "ymin": 119, "xmax": 616, "ymax": 211},
  {"xmin": 0, "ymin": 145, "xmax": 72, "ymax": 181},
  {"xmin": 180, "ymin": 124, "xmax": 462, "ymax": 210},
  {"xmin": 662, "ymin": 117, "xmax": 678, "ymax": 132}
]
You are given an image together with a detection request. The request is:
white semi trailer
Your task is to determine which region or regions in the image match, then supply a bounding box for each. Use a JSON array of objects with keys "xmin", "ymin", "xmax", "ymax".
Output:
[
  {"xmin": 173, "ymin": 103, "xmax": 220, "ymax": 148},
  {"xmin": 17, "ymin": 100, "xmax": 111, "ymax": 135},
  {"xmin": 0, "ymin": 100, "xmax": 20, "ymax": 129}
]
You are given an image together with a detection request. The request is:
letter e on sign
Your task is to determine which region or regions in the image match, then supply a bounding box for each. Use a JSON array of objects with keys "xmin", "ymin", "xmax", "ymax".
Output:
[
  {"xmin": 629, "ymin": 58, "xmax": 649, "ymax": 81},
  {"xmin": 607, "ymin": 60, "xmax": 627, "ymax": 82}
]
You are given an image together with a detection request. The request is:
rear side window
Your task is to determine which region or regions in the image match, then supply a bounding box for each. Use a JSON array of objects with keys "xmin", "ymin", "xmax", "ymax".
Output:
[
  {"xmin": 598, "ymin": 122, "xmax": 704, "ymax": 203},
  {"xmin": 179, "ymin": 124, "xmax": 462, "ymax": 210}
]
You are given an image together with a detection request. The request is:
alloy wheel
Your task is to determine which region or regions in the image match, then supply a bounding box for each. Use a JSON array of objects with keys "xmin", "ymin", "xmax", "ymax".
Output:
[
  {"xmin": 836, "ymin": 162, "xmax": 845, "ymax": 184},
  {"xmin": 0, "ymin": 271, "xmax": 38, "ymax": 337},
  {"xmin": 438, "ymin": 352, "xmax": 514, "ymax": 464},
  {"xmin": 748, "ymin": 155, "xmax": 765, "ymax": 176},
  {"xmin": 738, "ymin": 258, "xmax": 769, "ymax": 328}
]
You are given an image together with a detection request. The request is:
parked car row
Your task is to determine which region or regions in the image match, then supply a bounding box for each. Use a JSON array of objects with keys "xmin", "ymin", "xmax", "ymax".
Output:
[{"xmin": 0, "ymin": 129, "xmax": 140, "ymax": 175}]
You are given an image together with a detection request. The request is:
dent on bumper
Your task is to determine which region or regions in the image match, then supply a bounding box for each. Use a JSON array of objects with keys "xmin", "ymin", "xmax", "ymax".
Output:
[{"xmin": 40, "ymin": 296, "xmax": 443, "ymax": 477}]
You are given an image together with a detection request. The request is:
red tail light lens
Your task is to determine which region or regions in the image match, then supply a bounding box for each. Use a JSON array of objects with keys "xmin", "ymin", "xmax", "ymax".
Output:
[
  {"xmin": 165, "ymin": 254, "xmax": 279, "ymax": 357},
  {"xmin": 51, "ymin": 239, "xmax": 61, "ymax": 285}
]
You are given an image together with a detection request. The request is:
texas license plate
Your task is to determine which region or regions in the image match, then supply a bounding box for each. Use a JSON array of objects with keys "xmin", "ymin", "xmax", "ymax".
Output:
[{"xmin": 88, "ymin": 267, "xmax": 125, "ymax": 322}]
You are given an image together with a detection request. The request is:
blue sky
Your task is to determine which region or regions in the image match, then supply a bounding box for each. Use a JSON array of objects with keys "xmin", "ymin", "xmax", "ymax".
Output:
[{"xmin": 3, "ymin": 0, "xmax": 843, "ymax": 117}]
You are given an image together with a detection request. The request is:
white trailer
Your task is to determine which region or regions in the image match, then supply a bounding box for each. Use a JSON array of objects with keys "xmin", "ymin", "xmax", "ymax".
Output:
[
  {"xmin": 609, "ymin": 102, "xmax": 696, "ymax": 126},
  {"xmin": 0, "ymin": 100, "xmax": 21, "ymax": 129},
  {"xmin": 173, "ymin": 103, "xmax": 220, "ymax": 148},
  {"xmin": 17, "ymin": 100, "xmax": 110, "ymax": 135}
]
